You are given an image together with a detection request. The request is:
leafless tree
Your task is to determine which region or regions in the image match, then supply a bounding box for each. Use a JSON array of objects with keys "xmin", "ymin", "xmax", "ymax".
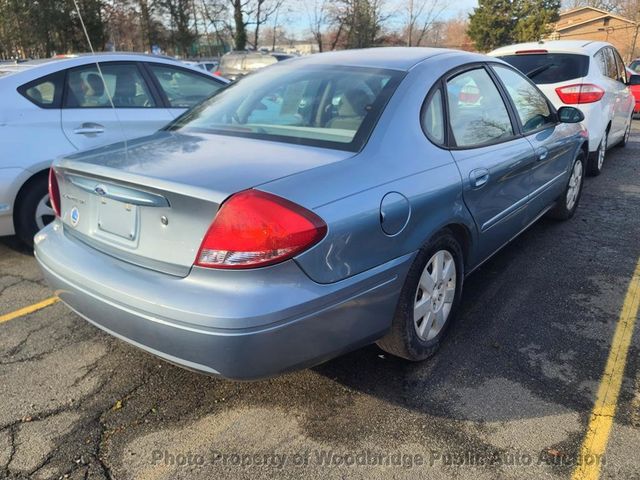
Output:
[{"xmin": 401, "ymin": 0, "xmax": 446, "ymax": 46}]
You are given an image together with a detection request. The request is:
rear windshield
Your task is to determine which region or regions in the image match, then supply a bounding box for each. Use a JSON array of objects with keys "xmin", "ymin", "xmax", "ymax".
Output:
[
  {"xmin": 167, "ymin": 65, "xmax": 403, "ymax": 152},
  {"xmin": 498, "ymin": 53, "xmax": 589, "ymax": 84}
]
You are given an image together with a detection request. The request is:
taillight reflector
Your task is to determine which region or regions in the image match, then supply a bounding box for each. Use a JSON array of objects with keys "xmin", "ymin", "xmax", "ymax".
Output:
[
  {"xmin": 555, "ymin": 83, "xmax": 605, "ymax": 104},
  {"xmin": 48, "ymin": 168, "xmax": 61, "ymax": 217},
  {"xmin": 196, "ymin": 190, "xmax": 327, "ymax": 269}
]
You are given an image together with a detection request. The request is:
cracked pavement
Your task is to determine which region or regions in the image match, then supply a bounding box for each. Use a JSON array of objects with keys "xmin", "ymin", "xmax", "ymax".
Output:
[{"xmin": 1, "ymin": 126, "xmax": 639, "ymax": 480}]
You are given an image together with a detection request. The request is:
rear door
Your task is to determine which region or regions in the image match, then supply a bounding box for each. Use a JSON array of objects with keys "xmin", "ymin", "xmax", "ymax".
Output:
[
  {"xmin": 61, "ymin": 61, "xmax": 172, "ymax": 151},
  {"xmin": 610, "ymin": 48, "xmax": 633, "ymax": 136},
  {"xmin": 444, "ymin": 66, "xmax": 538, "ymax": 260},
  {"xmin": 490, "ymin": 63, "xmax": 576, "ymax": 216},
  {"xmin": 144, "ymin": 62, "xmax": 226, "ymax": 118}
]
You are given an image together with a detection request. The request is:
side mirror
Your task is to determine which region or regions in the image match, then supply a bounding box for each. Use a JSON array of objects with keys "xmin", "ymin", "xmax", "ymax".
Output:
[
  {"xmin": 628, "ymin": 74, "xmax": 640, "ymax": 86},
  {"xmin": 558, "ymin": 106, "xmax": 585, "ymax": 124}
]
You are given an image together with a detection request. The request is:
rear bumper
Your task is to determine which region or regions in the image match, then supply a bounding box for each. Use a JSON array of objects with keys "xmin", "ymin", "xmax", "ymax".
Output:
[{"xmin": 35, "ymin": 221, "xmax": 413, "ymax": 379}]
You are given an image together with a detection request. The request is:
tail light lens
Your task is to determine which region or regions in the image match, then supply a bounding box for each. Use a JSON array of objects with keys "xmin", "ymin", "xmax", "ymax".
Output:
[
  {"xmin": 196, "ymin": 190, "xmax": 327, "ymax": 269},
  {"xmin": 555, "ymin": 84, "xmax": 605, "ymax": 104},
  {"xmin": 48, "ymin": 168, "xmax": 61, "ymax": 217}
]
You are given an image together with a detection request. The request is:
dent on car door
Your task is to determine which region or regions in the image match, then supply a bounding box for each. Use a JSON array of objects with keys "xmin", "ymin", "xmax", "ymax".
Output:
[
  {"xmin": 491, "ymin": 64, "xmax": 576, "ymax": 214},
  {"xmin": 60, "ymin": 62, "xmax": 173, "ymax": 151},
  {"xmin": 444, "ymin": 66, "xmax": 538, "ymax": 261}
]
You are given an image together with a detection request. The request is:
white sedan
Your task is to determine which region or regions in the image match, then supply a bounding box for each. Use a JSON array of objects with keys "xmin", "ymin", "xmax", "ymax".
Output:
[
  {"xmin": 0, "ymin": 53, "xmax": 228, "ymax": 245},
  {"xmin": 490, "ymin": 40, "xmax": 634, "ymax": 176}
]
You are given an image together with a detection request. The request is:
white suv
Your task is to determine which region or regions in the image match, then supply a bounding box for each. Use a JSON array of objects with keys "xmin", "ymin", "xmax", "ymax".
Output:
[{"xmin": 490, "ymin": 40, "xmax": 634, "ymax": 176}]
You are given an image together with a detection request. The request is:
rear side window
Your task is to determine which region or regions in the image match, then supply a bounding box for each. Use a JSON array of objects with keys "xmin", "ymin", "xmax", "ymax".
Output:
[
  {"xmin": 64, "ymin": 63, "xmax": 156, "ymax": 108},
  {"xmin": 603, "ymin": 48, "xmax": 618, "ymax": 80},
  {"xmin": 446, "ymin": 68, "xmax": 514, "ymax": 148},
  {"xmin": 499, "ymin": 53, "xmax": 589, "ymax": 85},
  {"xmin": 421, "ymin": 88, "xmax": 445, "ymax": 144},
  {"xmin": 18, "ymin": 72, "xmax": 64, "ymax": 108}
]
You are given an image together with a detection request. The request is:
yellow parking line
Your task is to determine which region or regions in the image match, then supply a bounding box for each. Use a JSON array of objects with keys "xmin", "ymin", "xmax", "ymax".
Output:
[
  {"xmin": 0, "ymin": 296, "xmax": 59, "ymax": 325},
  {"xmin": 572, "ymin": 257, "xmax": 640, "ymax": 480}
]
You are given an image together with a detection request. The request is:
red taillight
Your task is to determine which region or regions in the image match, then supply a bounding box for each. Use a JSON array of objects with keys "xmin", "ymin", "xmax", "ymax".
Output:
[
  {"xmin": 555, "ymin": 84, "xmax": 605, "ymax": 104},
  {"xmin": 48, "ymin": 167, "xmax": 61, "ymax": 217},
  {"xmin": 195, "ymin": 190, "xmax": 327, "ymax": 269}
]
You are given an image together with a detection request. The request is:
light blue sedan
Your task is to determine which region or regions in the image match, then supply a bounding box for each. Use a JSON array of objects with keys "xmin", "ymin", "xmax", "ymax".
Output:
[{"xmin": 35, "ymin": 48, "xmax": 588, "ymax": 379}]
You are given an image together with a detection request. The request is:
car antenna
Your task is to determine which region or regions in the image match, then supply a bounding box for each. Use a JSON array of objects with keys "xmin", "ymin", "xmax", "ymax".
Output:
[{"xmin": 71, "ymin": 0, "xmax": 128, "ymax": 158}]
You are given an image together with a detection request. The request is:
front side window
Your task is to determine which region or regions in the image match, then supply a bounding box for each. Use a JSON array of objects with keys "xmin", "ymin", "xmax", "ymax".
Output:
[
  {"xmin": 148, "ymin": 64, "xmax": 223, "ymax": 108},
  {"xmin": 168, "ymin": 65, "xmax": 403, "ymax": 151},
  {"xmin": 613, "ymin": 49, "xmax": 627, "ymax": 83},
  {"xmin": 19, "ymin": 72, "xmax": 63, "ymax": 107},
  {"xmin": 64, "ymin": 63, "xmax": 156, "ymax": 108},
  {"xmin": 446, "ymin": 68, "xmax": 513, "ymax": 148},
  {"xmin": 492, "ymin": 65, "xmax": 554, "ymax": 133}
]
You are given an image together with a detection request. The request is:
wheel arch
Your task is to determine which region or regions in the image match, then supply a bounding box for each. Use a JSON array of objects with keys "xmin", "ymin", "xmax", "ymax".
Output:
[{"xmin": 12, "ymin": 168, "xmax": 50, "ymax": 230}]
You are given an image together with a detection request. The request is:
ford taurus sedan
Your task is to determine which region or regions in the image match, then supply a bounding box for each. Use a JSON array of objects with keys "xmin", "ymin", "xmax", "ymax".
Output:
[{"xmin": 35, "ymin": 48, "xmax": 588, "ymax": 380}]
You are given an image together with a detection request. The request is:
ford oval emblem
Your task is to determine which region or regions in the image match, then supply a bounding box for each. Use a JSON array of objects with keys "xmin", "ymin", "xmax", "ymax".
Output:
[
  {"xmin": 70, "ymin": 207, "xmax": 80, "ymax": 227},
  {"xmin": 94, "ymin": 185, "xmax": 107, "ymax": 196}
]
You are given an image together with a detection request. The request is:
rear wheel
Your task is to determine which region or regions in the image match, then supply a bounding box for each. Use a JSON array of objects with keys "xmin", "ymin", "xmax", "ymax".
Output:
[
  {"xmin": 548, "ymin": 151, "xmax": 585, "ymax": 220},
  {"xmin": 14, "ymin": 176, "xmax": 55, "ymax": 248},
  {"xmin": 587, "ymin": 132, "xmax": 607, "ymax": 176},
  {"xmin": 377, "ymin": 230, "xmax": 463, "ymax": 361}
]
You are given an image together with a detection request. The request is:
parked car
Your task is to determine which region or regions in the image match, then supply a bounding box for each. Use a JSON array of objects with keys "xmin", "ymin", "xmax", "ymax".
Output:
[
  {"xmin": 626, "ymin": 67, "xmax": 640, "ymax": 116},
  {"xmin": 184, "ymin": 60, "xmax": 219, "ymax": 73},
  {"xmin": 215, "ymin": 51, "xmax": 278, "ymax": 81},
  {"xmin": 0, "ymin": 53, "xmax": 228, "ymax": 246},
  {"xmin": 35, "ymin": 48, "xmax": 588, "ymax": 380},
  {"xmin": 489, "ymin": 40, "xmax": 634, "ymax": 176}
]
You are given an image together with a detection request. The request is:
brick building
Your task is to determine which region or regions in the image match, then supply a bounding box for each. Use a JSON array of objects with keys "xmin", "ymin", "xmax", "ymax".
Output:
[{"xmin": 549, "ymin": 6, "xmax": 639, "ymax": 61}]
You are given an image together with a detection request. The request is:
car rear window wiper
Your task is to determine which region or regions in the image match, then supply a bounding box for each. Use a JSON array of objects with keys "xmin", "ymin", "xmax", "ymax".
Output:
[{"xmin": 526, "ymin": 64, "xmax": 552, "ymax": 79}]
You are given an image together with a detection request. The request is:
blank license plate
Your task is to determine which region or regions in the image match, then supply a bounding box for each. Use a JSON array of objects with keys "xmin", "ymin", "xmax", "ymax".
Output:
[{"xmin": 97, "ymin": 198, "xmax": 138, "ymax": 240}]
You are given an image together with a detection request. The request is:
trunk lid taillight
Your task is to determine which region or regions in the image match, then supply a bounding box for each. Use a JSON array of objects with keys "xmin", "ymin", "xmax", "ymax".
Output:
[
  {"xmin": 48, "ymin": 168, "xmax": 61, "ymax": 217},
  {"xmin": 196, "ymin": 190, "xmax": 327, "ymax": 269},
  {"xmin": 555, "ymin": 83, "xmax": 605, "ymax": 104}
]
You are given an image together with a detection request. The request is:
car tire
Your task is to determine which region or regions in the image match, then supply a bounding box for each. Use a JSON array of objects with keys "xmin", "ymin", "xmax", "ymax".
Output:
[
  {"xmin": 617, "ymin": 116, "xmax": 632, "ymax": 148},
  {"xmin": 377, "ymin": 230, "xmax": 464, "ymax": 361},
  {"xmin": 548, "ymin": 151, "xmax": 585, "ymax": 221},
  {"xmin": 587, "ymin": 131, "xmax": 607, "ymax": 177},
  {"xmin": 14, "ymin": 175, "xmax": 55, "ymax": 248}
]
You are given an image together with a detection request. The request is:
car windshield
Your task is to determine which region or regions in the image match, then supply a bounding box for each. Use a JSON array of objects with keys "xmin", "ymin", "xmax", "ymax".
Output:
[
  {"xmin": 167, "ymin": 65, "xmax": 404, "ymax": 151},
  {"xmin": 499, "ymin": 53, "xmax": 589, "ymax": 84}
]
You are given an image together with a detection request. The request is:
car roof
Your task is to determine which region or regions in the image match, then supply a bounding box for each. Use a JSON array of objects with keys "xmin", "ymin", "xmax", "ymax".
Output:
[
  {"xmin": 489, "ymin": 40, "xmax": 611, "ymax": 57},
  {"xmin": 0, "ymin": 52, "xmax": 226, "ymax": 84},
  {"xmin": 276, "ymin": 47, "xmax": 476, "ymax": 71}
]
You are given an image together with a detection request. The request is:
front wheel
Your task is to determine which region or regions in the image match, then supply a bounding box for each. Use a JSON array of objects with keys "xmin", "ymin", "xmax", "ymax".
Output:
[
  {"xmin": 14, "ymin": 176, "xmax": 55, "ymax": 247},
  {"xmin": 377, "ymin": 230, "xmax": 464, "ymax": 361},
  {"xmin": 548, "ymin": 151, "xmax": 585, "ymax": 220}
]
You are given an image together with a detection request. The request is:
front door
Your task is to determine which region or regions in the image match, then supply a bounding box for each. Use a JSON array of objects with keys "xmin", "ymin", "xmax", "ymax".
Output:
[{"xmin": 445, "ymin": 67, "xmax": 538, "ymax": 261}]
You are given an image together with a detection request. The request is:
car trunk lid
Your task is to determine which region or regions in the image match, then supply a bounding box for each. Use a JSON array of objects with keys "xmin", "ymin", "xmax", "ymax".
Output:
[{"xmin": 55, "ymin": 131, "xmax": 353, "ymax": 276}]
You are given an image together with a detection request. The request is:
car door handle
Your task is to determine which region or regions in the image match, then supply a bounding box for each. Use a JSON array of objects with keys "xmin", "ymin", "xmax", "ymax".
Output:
[
  {"xmin": 73, "ymin": 123, "xmax": 105, "ymax": 135},
  {"xmin": 469, "ymin": 168, "xmax": 490, "ymax": 189},
  {"xmin": 536, "ymin": 147, "xmax": 549, "ymax": 161}
]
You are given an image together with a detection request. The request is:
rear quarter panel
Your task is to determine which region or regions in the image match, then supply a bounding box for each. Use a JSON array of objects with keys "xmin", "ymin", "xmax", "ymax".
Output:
[{"xmin": 261, "ymin": 53, "xmax": 480, "ymax": 284}]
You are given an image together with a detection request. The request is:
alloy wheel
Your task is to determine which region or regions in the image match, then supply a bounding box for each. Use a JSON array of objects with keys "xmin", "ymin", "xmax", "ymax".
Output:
[
  {"xmin": 35, "ymin": 193, "xmax": 55, "ymax": 230},
  {"xmin": 597, "ymin": 135, "xmax": 607, "ymax": 170},
  {"xmin": 414, "ymin": 250, "xmax": 456, "ymax": 341},
  {"xmin": 566, "ymin": 159, "xmax": 583, "ymax": 211}
]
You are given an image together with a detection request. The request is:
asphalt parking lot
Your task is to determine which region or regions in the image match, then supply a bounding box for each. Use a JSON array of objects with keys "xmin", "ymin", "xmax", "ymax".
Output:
[{"xmin": 1, "ymin": 128, "xmax": 639, "ymax": 480}]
